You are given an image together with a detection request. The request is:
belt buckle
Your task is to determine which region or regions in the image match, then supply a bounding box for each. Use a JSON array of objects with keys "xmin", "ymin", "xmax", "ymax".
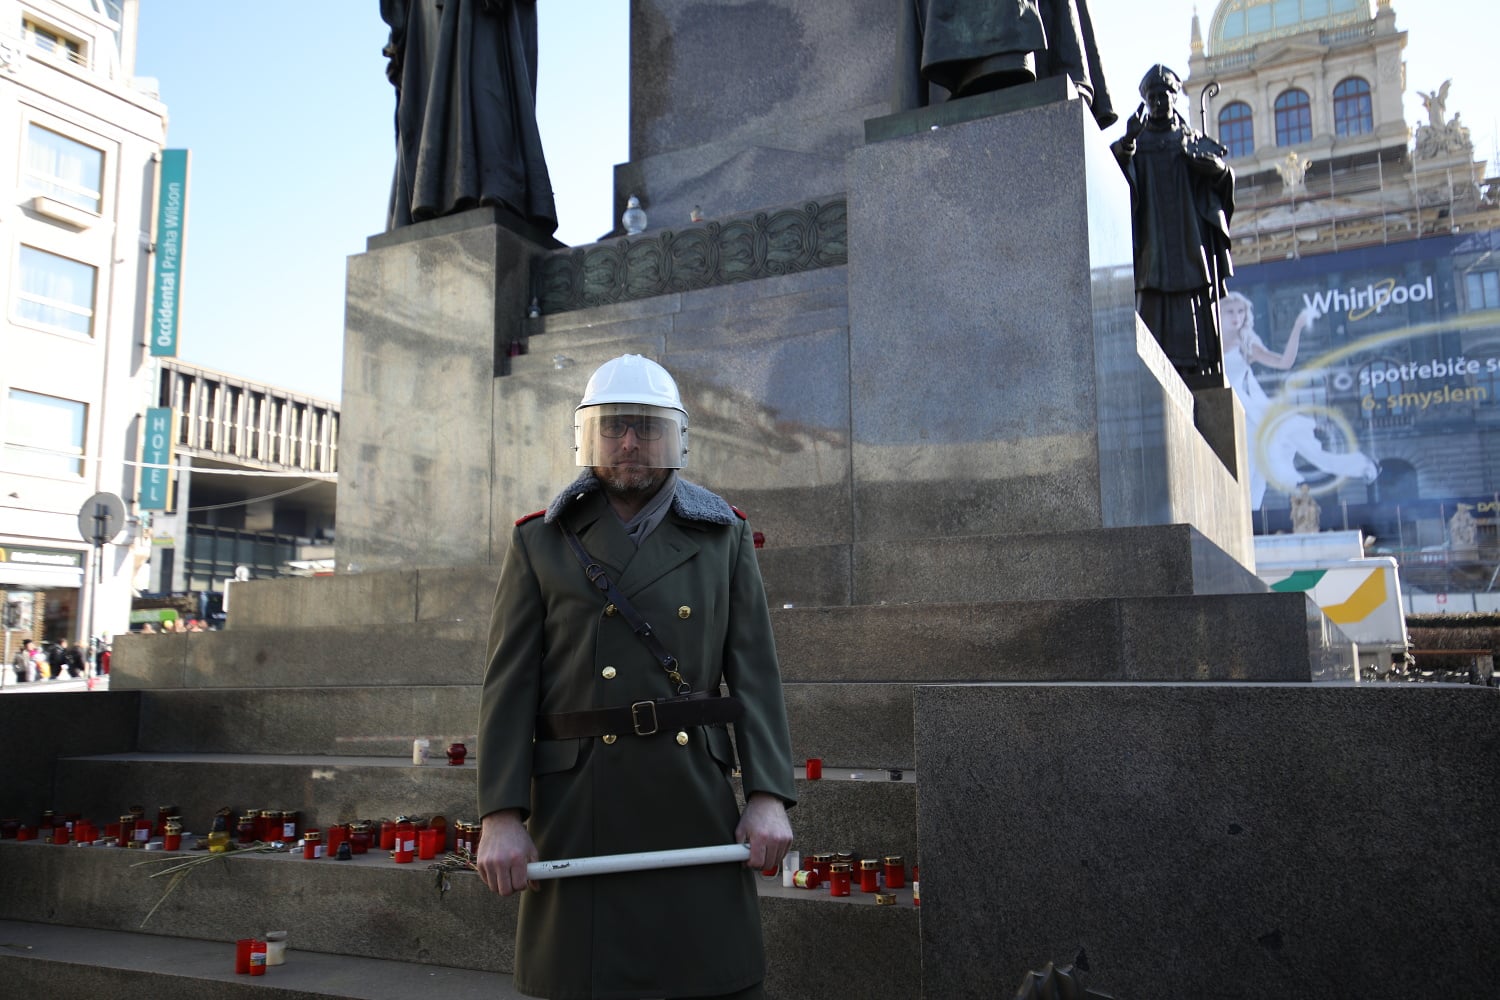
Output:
[{"xmin": 630, "ymin": 700, "xmax": 659, "ymax": 737}]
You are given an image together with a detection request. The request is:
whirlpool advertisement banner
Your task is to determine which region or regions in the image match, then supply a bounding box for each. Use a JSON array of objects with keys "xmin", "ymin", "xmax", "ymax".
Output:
[{"xmin": 1224, "ymin": 227, "xmax": 1500, "ymax": 543}]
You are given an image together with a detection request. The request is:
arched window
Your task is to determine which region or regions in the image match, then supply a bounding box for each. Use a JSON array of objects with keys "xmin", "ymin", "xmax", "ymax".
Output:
[
  {"xmin": 1333, "ymin": 77, "xmax": 1373, "ymax": 137},
  {"xmin": 1218, "ymin": 102, "xmax": 1255, "ymax": 158},
  {"xmin": 1274, "ymin": 89, "xmax": 1312, "ymax": 146}
]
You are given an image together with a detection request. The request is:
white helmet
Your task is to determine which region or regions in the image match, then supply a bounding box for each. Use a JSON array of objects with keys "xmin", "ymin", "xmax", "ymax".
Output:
[{"xmin": 574, "ymin": 354, "xmax": 688, "ymax": 469}]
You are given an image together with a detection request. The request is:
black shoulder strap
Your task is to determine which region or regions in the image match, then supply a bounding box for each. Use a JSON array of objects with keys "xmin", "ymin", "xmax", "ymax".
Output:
[{"xmin": 557, "ymin": 522, "xmax": 690, "ymax": 695}]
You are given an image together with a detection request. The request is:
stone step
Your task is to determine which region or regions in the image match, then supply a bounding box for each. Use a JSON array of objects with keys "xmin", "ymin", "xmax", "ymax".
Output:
[
  {"xmin": 774, "ymin": 592, "xmax": 1348, "ymax": 683},
  {"xmin": 119, "ymin": 591, "xmax": 1346, "ymax": 693},
  {"xmin": 135, "ymin": 686, "xmax": 481, "ymax": 757},
  {"xmin": 49, "ymin": 752, "xmax": 919, "ymax": 867},
  {"xmin": 0, "ymin": 845, "xmax": 920, "ymax": 999},
  {"xmin": 220, "ymin": 524, "xmax": 1268, "ymax": 636},
  {"xmin": 0, "ymin": 918, "xmax": 520, "ymax": 999},
  {"xmin": 227, "ymin": 566, "xmax": 499, "ymax": 631},
  {"xmin": 126, "ymin": 683, "xmax": 918, "ymax": 765},
  {"xmin": 111, "ymin": 621, "xmax": 487, "ymax": 692}
]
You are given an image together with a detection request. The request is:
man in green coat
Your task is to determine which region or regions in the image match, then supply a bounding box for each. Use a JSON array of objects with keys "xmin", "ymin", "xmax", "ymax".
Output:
[{"xmin": 477, "ymin": 354, "xmax": 796, "ymax": 1000}]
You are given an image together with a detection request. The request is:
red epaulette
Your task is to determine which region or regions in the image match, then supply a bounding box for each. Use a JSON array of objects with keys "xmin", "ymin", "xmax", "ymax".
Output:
[
  {"xmin": 515, "ymin": 509, "xmax": 545, "ymax": 526},
  {"xmin": 730, "ymin": 505, "xmax": 748, "ymax": 521}
]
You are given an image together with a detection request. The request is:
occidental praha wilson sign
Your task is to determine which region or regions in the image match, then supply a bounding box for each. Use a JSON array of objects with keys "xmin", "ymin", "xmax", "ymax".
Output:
[{"xmin": 149, "ymin": 149, "xmax": 189, "ymax": 358}]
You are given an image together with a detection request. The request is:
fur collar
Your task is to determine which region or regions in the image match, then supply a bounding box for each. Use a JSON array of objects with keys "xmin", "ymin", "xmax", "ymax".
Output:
[{"xmin": 544, "ymin": 470, "xmax": 737, "ymax": 525}]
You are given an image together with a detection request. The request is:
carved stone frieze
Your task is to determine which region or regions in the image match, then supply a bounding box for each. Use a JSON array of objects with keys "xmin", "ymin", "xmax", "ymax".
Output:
[{"xmin": 534, "ymin": 198, "xmax": 847, "ymax": 314}]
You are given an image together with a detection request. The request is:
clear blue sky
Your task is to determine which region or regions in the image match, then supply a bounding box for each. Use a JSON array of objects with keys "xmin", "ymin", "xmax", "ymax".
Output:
[{"xmin": 133, "ymin": 1, "xmax": 1496, "ymax": 403}]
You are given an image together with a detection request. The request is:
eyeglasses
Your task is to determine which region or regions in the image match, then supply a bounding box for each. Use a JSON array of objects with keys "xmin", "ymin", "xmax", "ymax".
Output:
[{"xmin": 597, "ymin": 416, "xmax": 665, "ymax": 441}]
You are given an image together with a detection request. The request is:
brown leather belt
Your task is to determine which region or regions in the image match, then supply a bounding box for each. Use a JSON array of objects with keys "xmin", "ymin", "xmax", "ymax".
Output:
[{"xmin": 536, "ymin": 692, "xmax": 744, "ymax": 740}]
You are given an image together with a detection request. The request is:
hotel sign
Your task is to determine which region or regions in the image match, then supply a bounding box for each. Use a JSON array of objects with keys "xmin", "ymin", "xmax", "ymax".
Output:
[
  {"xmin": 149, "ymin": 149, "xmax": 189, "ymax": 357},
  {"xmin": 139, "ymin": 407, "xmax": 174, "ymax": 510}
]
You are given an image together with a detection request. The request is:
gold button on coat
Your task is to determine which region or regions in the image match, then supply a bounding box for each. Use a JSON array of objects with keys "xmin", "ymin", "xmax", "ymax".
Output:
[
  {"xmin": 604, "ymin": 604, "xmax": 617, "ymax": 617},
  {"xmin": 602, "ymin": 666, "xmax": 617, "ymax": 679},
  {"xmin": 602, "ymin": 734, "xmax": 617, "ymax": 745},
  {"xmin": 675, "ymin": 731, "xmax": 689, "ymax": 745},
  {"xmin": 678, "ymin": 606, "xmax": 692, "ymax": 619}
]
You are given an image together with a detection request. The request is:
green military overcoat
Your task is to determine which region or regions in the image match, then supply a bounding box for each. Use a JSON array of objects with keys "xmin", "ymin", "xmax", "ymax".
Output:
[{"xmin": 479, "ymin": 472, "xmax": 797, "ymax": 1000}]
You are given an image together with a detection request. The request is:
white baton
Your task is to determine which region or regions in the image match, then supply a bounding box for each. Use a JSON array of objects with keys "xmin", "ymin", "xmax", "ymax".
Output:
[{"xmin": 526, "ymin": 843, "xmax": 752, "ymax": 881}]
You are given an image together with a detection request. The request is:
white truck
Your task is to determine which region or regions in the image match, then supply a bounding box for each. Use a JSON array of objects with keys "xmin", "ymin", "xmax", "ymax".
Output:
[{"xmin": 1254, "ymin": 530, "xmax": 1409, "ymax": 679}]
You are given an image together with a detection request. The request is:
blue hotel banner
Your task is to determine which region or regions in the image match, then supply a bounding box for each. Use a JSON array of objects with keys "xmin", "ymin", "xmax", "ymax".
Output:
[
  {"xmin": 149, "ymin": 149, "xmax": 189, "ymax": 357},
  {"xmin": 1225, "ymin": 227, "xmax": 1500, "ymax": 551},
  {"xmin": 139, "ymin": 407, "xmax": 174, "ymax": 511}
]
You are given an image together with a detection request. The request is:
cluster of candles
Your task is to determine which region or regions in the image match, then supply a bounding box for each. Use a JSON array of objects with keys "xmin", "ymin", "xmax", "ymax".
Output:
[
  {"xmin": 1, "ymin": 807, "xmax": 489, "ymax": 865},
  {"xmin": 783, "ymin": 850, "xmax": 919, "ymax": 905},
  {"xmin": 1, "ymin": 806, "xmax": 190, "ymax": 849}
]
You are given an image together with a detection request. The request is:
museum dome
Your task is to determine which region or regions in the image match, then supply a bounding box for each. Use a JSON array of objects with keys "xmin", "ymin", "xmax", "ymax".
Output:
[{"xmin": 1208, "ymin": 0, "xmax": 1372, "ymax": 54}]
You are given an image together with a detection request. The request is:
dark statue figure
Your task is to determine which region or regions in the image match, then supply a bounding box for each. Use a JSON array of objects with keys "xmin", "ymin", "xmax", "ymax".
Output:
[
  {"xmin": 380, "ymin": 0, "xmax": 558, "ymax": 234},
  {"xmin": 1111, "ymin": 64, "xmax": 1235, "ymax": 383},
  {"xmin": 897, "ymin": 0, "xmax": 1117, "ymax": 128}
]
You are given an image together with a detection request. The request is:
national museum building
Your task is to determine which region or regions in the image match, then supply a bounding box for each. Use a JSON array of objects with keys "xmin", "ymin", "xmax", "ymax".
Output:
[{"xmin": 1187, "ymin": 0, "xmax": 1500, "ymax": 612}]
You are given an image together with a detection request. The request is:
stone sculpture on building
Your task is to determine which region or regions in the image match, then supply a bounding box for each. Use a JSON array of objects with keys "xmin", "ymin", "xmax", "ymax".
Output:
[
  {"xmin": 897, "ymin": 0, "xmax": 1117, "ymax": 128},
  {"xmin": 1111, "ymin": 64, "xmax": 1235, "ymax": 384},
  {"xmin": 1414, "ymin": 79, "xmax": 1475, "ymax": 160},
  {"xmin": 379, "ymin": 0, "xmax": 558, "ymax": 234},
  {"xmin": 1290, "ymin": 483, "xmax": 1320, "ymax": 534},
  {"xmin": 1449, "ymin": 503, "xmax": 1479, "ymax": 553},
  {"xmin": 1273, "ymin": 150, "xmax": 1312, "ymax": 195}
]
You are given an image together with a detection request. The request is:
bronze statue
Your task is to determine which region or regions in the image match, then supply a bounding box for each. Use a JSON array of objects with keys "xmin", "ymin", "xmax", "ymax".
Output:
[
  {"xmin": 1111, "ymin": 65, "xmax": 1235, "ymax": 383},
  {"xmin": 897, "ymin": 0, "xmax": 1116, "ymax": 128},
  {"xmin": 380, "ymin": 0, "xmax": 558, "ymax": 234}
]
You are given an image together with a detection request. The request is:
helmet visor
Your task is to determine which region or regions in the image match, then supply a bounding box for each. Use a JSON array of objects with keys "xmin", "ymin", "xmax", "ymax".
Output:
[{"xmin": 575, "ymin": 403, "xmax": 686, "ymax": 470}]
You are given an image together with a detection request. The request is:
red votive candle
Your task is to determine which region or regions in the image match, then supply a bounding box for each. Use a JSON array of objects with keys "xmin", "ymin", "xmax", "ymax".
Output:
[
  {"xmin": 393, "ymin": 820, "xmax": 416, "ymax": 863},
  {"xmin": 235, "ymin": 938, "xmax": 254, "ymax": 974},
  {"xmin": 859, "ymin": 858, "xmax": 880, "ymax": 893},
  {"xmin": 792, "ymin": 869, "xmax": 822, "ymax": 889},
  {"xmin": 805, "ymin": 757, "xmax": 822, "ymax": 780},
  {"xmin": 883, "ymin": 855, "xmax": 905, "ymax": 889},
  {"xmin": 418, "ymin": 827, "xmax": 441, "ymax": 860},
  {"xmin": 302, "ymin": 829, "xmax": 323, "ymax": 859},
  {"xmin": 829, "ymin": 862, "xmax": 852, "ymax": 897}
]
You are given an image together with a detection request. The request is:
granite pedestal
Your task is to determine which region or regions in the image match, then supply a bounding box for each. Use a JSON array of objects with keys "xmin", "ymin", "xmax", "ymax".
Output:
[{"xmin": 914, "ymin": 683, "xmax": 1500, "ymax": 999}]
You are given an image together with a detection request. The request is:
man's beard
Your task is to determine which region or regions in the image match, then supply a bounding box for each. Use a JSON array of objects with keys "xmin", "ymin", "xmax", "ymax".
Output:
[{"xmin": 594, "ymin": 465, "xmax": 667, "ymax": 497}]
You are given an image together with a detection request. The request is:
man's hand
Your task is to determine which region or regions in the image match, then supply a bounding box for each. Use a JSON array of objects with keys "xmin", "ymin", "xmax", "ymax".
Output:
[
  {"xmin": 476, "ymin": 810, "xmax": 539, "ymax": 896},
  {"xmin": 735, "ymin": 792, "xmax": 793, "ymax": 873}
]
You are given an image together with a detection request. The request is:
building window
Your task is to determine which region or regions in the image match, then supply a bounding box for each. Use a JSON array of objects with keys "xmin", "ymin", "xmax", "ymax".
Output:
[
  {"xmin": 1219, "ymin": 102, "xmax": 1255, "ymax": 158},
  {"xmin": 25, "ymin": 125, "xmax": 104, "ymax": 213},
  {"xmin": 1467, "ymin": 270, "xmax": 1500, "ymax": 310},
  {"xmin": 5, "ymin": 390, "xmax": 87, "ymax": 477},
  {"xmin": 1333, "ymin": 78, "xmax": 1373, "ymax": 137},
  {"xmin": 23, "ymin": 17, "xmax": 85, "ymax": 66},
  {"xmin": 16, "ymin": 246, "xmax": 97, "ymax": 336},
  {"xmin": 1274, "ymin": 89, "xmax": 1313, "ymax": 146}
]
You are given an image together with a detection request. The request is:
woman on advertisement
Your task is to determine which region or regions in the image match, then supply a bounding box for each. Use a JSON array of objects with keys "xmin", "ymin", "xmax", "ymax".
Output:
[{"xmin": 1221, "ymin": 292, "xmax": 1380, "ymax": 509}]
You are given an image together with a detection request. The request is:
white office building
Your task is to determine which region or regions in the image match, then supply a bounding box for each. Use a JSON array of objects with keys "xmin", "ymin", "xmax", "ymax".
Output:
[{"xmin": 1, "ymin": 0, "xmax": 167, "ymax": 654}]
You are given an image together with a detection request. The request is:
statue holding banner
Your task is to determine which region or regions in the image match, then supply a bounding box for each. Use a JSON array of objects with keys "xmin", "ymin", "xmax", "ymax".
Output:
[{"xmin": 380, "ymin": 0, "xmax": 558, "ymax": 234}]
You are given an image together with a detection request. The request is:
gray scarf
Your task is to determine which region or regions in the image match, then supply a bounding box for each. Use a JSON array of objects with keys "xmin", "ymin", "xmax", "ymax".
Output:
[{"xmin": 619, "ymin": 471, "xmax": 679, "ymax": 546}]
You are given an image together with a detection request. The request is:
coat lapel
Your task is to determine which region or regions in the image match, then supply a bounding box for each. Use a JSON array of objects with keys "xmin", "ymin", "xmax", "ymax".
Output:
[
  {"xmin": 616, "ymin": 516, "xmax": 700, "ymax": 596},
  {"xmin": 561, "ymin": 493, "xmax": 638, "ymax": 581}
]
